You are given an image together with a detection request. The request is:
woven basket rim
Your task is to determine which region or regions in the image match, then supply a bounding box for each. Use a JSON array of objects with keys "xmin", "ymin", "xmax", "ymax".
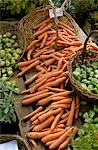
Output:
[
  {"xmin": 68, "ymin": 50, "xmax": 98, "ymax": 101},
  {"xmin": 0, "ymin": 134, "xmax": 30, "ymax": 150}
]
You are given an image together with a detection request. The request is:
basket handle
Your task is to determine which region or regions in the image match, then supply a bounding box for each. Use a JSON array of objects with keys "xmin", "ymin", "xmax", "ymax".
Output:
[{"xmin": 82, "ymin": 30, "xmax": 98, "ymax": 63}]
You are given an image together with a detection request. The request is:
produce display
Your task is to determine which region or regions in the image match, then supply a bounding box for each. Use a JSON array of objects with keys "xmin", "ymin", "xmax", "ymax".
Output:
[
  {"xmin": 73, "ymin": 62, "xmax": 98, "ymax": 94},
  {"xmin": 0, "ymin": 32, "xmax": 23, "ymax": 80},
  {"xmin": 16, "ymin": 18, "xmax": 84, "ymax": 150},
  {"xmin": 0, "ymin": 80, "xmax": 20, "ymax": 124}
]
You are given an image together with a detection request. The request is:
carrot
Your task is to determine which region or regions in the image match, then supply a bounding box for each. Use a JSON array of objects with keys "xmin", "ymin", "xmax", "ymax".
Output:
[
  {"xmin": 25, "ymin": 72, "xmax": 41, "ymax": 85},
  {"xmin": 51, "ymin": 91, "xmax": 73, "ymax": 98},
  {"xmin": 40, "ymin": 54, "xmax": 52, "ymax": 60},
  {"xmin": 51, "ymin": 96, "xmax": 65, "ymax": 101},
  {"xmin": 40, "ymin": 33, "xmax": 48, "ymax": 48},
  {"xmin": 56, "ymin": 124, "xmax": 65, "ymax": 128},
  {"xmin": 41, "ymin": 130, "xmax": 65, "ymax": 143},
  {"xmin": 37, "ymin": 96, "xmax": 52, "ymax": 106},
  {"xmin": 44, "ymin": 58, "xmax": 56, "ymax": 66},
  {"xmin": 23, "ymin": 106, "xmax": 43, "ymax": 121},
  {"xmin": 61, "ymin": 112, "xmax": 69, "ymax": 119},
  {"xmin": 36, "ymin": 65, "xmax": 47, "ymax": 73},
  {"xmin": 60, "ymin": 83, "xmax": 64, "ymax": 89},
  {"xmin": 46, "ymin": 139, "xmax": 57, "ymax": 146},
  {"xmin": 59, "ymin": 22, "xmax": 74, "ymax": 32},
  {"xmin": 33, "ymin": 116, "xmax": 54, "ymax": 132},
  {"xmin": 33, "ymin": 18, "xmax": 52, "ymax": 29},
  {"xmin": 33, "ymin": 48, "xmax": 47, "ymax": 58},
  {"xmin": 33, "ymin": 24, "xmax": 52, "ymax": 37},
  {"xmin": 51, "ymin": 98, "xmax": 72, "ymax": 105},
  {"xmin": 17, "ymin": 60, "xmax": 40, "ymax": 77},
  {"xmin": 38, "ymin": 23, "xmax": 47, "ymax": 31},
  {"xmin": 43, "ymin": 49, "xmax": 55, "ymax": 55},
  {"xmin": 59, "ymin": 117, "xmax": 68, "ymax": 124},
  {"xmin": 66, "ymin": 98, "xmax": 75, "ymax": 126},
  {"xmin": 50, "ymin": 104, "xmax": 70, "ymax": 109},
  {"xmin": 75, "ymin": 95, "xmax": 80, "ymax": 119},
  {"xmin": 51, "ymin": 111, "xmax": 63, "ymax": 130},
  {"xmin": 18, "ymin": 59, "xmax": 38, "ymax": 67},
  {"xmin": 46, "ymin": 77, "xmax": 55, "ymax": 83},
  {"xmin": 22, "ymin": 92, "xmax": 52, "ymax": 105},
  {"xmin": 26, "ymin": 40, "xmax": 39, "ymax": 51},
  {"xmin": 38, "ymin": 108, "xmax": 62, "ymax": 123},
  {"xmin": 27, "ymin": 49, "xmax": 33, "ymax": 60},
  {"xmin": 57, "ymin": 57, "xmax": 63, "ymax": 70},
  {"xmin": 30, "ymin": 78, "xmax": 47, "ymax": 93},
  {"xmin": 23, "ymin": 89, "xmax": 48, "ymax": 99},
  {"xmin": 49, "ymin": 127, "xmax": 73, "ymax": 149},
  {"xmin": 27, "ymin": 130, "xmax": 51, "ymax": 139},
  {"xmin": 30, "ymin": 108, "xmax": 49, "ymax": 122},
  {"xmin": 58, "ymin": 127, "xmax": 77, "ymax": 150},
  {"xmin": 45, "ymin": 37, "xmax": 56, "ymax": 46},
  {"xmin": 46, "ymin": 87, "xmax": 65, "ymax": 92}
]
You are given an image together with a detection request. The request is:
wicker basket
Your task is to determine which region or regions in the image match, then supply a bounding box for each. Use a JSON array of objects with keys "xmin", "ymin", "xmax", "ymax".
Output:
[
  {"xmin": 0, "ymin": 21, "xmax": 26, "ymax": 63},
  {"xmin": 68, "ymin": 30, "xmax": 98, "ymax": 103},
  {"xmin": 19, "ymin": 7, "xmax": 79, "ymax": 47},
  {"xmin": 0, "ymin": 134, "xmax": 30, "ymax": 150}
]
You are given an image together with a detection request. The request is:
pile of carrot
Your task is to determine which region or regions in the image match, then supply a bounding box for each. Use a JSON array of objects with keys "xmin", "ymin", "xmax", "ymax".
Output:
[
  {"xmin": 23, "ymin": 94, "xmax": 80, "ymax": 150},
  {"xmin": 17, "ymin": 18, "xmax": 82, "ymax": 149}
]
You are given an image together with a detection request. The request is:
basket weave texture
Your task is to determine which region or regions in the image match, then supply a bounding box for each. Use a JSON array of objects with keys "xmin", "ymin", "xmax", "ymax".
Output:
[
  {"xmin": 68, "ymin": 30, "xmax": 98, "ymax": 103},
  {"xmin": 0, "ymin": 134, "xmax": 30, "ymax": 150},
  {"xmin": 19, "ymin": 7, "xmax": 79, "ymax": 47}
]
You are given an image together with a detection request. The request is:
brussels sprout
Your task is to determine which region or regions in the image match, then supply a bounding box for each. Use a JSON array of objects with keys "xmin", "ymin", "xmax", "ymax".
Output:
[
  {"xmin": 3, "ymin": 34, "xmax": 7, "ymax": 38},
  {"xmin": 7, "ymin": 70, "xmax": 13, "ymax": 76},
  {"xmin": 10, "ymin": 39, "xmax": 15, "ymax": 44},
  {"xmin": 16, "ymin": 48, "xmax": 22, "ymax": 55},
  {"xmin": 12, "ymin": 35, "xmax": 17, "ymax": 40},
  {"xmin": 13, "ymin": 42, "xmax": 19, "ymax": 48},
  {"xmin": 0, "ymin": 50, "xmax": 6, "ymax": 58},
  {"xmin": 94, "ymin": 117, "xmax": 98, "ymax": 123},
  {"xmin": 6, "ymin": 42, "xmax": 11, "ymax": 48},
  {"xmin": 11, "ymin": 58, "xmax": 16, "ymax": 65},
  {"xmin": 7, "ymin": 67, "xmax": 12, "ymax": 71},
  {"xmin": 14, "ymin": 87, "xmax": 20, "ymax": 94},
  {"xmin": 6, "ymin": 81, "xmax": 12, "ymax": 86},
  {"xmin": 14, "ymin": 54, "xmax": 20, "ymax": 61},
  {"xmin": 5, "ymin": 32, "xmax": 12, "ymax": 38},
  {"xmin": 2, "ymin": 76, "xmax": 8, "ymax": 81},
  {"xmin": 5, "ymin": 60, "xmax": 10, "ymax": 67},
  {"xmin": 2, "ymin": 69, "xmax": 6, "ymax": 74},
  {"xmin": 6, "ymin": 53, "xmax": 12, "ymax": 60},
  {"xmin": 88, "ymin": 110, "xmax": 95, "ymax": 118},
  {"xmin": 94, "ymin": 105, "xmax": 98, "ymax": 113},
  {"xmin": 2, "ymin": 74, "xmax": 7, "ymax": 77},
  {"xmin": 0, "ymin": 61, "xmax": 5, "ymax": 67}
]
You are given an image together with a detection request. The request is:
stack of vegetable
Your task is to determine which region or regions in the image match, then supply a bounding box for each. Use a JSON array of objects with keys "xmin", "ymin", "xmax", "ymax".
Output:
[
  {"xmin": 73, "ymin": 62, "xmax": 98, "ymax": 94},
  {"xmin": 16, "ymin": 18, "xmax": 85, "ymax": 149},
  {"xmin": 0, "ymin": 31, "xmax": 23, "ymax": 80}
]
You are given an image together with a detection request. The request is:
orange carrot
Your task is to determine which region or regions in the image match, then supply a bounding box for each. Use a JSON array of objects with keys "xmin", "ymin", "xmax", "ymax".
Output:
[
  {"xmin": 27, "ymin": 130, "xmax": 51, "ymax": 139},
  {"xmin": 27, "ymin": 49, "xmax": 33, "ymax": 60},
  {"xmin": 26, "ymin": 40, "xmax": 39, "ymax": 51},
  {"xmin": 38, "ymin": 23, "xmax": 47, "ymax": 31},
  {"xmin": 61, "ymin": 112, "xmax": 69, "ymax": 119},
  {"xmin": 36, "ymin": 65, "xmax": 47, "ymax": 73},
  {"xmin": 22, "ymin": 92, "xmax": 51, "ymax": 105},
  {"xmin": 40, "ymin": 54, "xmax": 52, "ymax": 60},
  {"xmin": 33, "ymin": 24, "xmax": 52, "ymax": 37},
  {"xmin": 38, "ymin": 108, "xmax": 62, "ymax": 122},
  {"xmin": 46, "ymin": 87, "xmax": 65, "ymax": 92},
  {"xmin": 57, "ymin": 57, "xmax": 63, "ymax": 70},
  {"xmin": 59, "ymin": 117, "xmax": 68, "ymax": 124},
  {"xmin": 18, "ymin": 59, "xmax": 37, "ymax": 67},
  {"xmin": 33, "ymin": 116, "xmax": 54, "ymax": 131},
  {"xmin": 17, "ymin": 60, "xmax": 40, "ymax": 77},
  {"xmin": 66, "ymin": 99, "xmax": 75, "ymax": 126},
  {"xmin": 51, "ymin": 96, "xmax": 65, "ymax": 101},
  {"xmin": 30, "ymin": 108, "xmax": 49, "ymax": 122},
  {"xmin": 41, "ymin": 130, "xmax": 65, "ymax": 143},
  {"xmin": 44, "ymin": 58, "xmax": 56, "ymax": 66},
  {"xmin": 25, "ymin": 72, "xmax": 41, "ymax": 85},
  {"xmin": 40, "ymin": 33, "xmax": 48, "ymax": 48},
  {"xmin": 46, "ymin": 139, "xmax": 56, "ymax": 146},
  {"xmin": 37, "ymin": 97, "xmax": 52, "ymax": 106},
  {"xmin": 56, "ymin": 124, "xmax": 65, "ymax": 128},
  {"xmin": 23, "ymin": 106, "xmax": 43, "ymax": 121},
  {"xmin": 50, "ymin": 104, "xmax": 70, "ymax": 109},
  {"xmin": 33, "ymin": 48, "xmax": 47, "ymax": 58},
  {"xmin": 33, "ymin": 18, "xmax": 52, "ymax": 29},
  {"xmin": 45, "ymin": 37, "xmax": 56, "ymax": 46},
  {"xmin": 49, "ymin": 127, "xmax": 73, "ymax": 149},
  {"xmin": 59, "ymin": 21, "xmax": 74, "ymax": 32},
  {"xmin": 51, "ymin": 91, "xmax": 73, "ymax": 98},
  {"xmin": 23, "ymin": 89, "xmax": 48, "ymax": 99},
  {"xmin": 51, "ymin": 98, "xmax": 72, "ymax": 105},
  {"xmin": 51, "ymin": 111, "xmax": 63, "ymax": 130}
]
